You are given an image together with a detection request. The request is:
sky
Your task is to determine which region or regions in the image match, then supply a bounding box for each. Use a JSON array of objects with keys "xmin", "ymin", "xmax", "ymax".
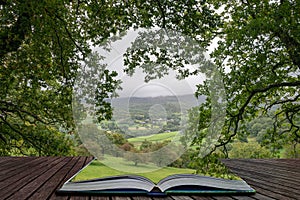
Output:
[{"xmin": 92, "ymin": 28, "xmax": 215, "ymax": 98}]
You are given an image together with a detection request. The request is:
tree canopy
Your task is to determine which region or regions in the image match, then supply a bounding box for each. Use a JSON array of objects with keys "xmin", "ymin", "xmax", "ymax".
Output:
[
  {"xmin": 1, "ymin": 0, "xmax": 299, "ymax": 162},
  {"xmin": 207, "ymin": 0, "xmax": 300, "ymax": 156},
  {"xmin": 0, "ymin": 0, "xmax": 132, "ymax": 155}
]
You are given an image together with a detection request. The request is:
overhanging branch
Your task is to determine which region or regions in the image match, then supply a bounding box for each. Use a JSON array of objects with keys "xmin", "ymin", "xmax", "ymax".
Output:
[{"xmin": 212, "ymin": 80, "xmax": 300, "ymax": 155}]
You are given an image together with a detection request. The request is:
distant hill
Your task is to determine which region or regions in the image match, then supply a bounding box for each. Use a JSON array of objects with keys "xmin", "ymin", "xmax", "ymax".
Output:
[
  {"xmin": 109, "ymin": 94, "xmax": 206, "ymax": 111},
  {"xmin": 100, "ymin": 94, "xmax": 207, "ymax": 137}
]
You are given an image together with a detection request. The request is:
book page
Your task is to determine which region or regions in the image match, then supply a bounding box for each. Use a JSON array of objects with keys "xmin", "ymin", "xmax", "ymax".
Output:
[
  {"xmin": 157, "ymin": 174, "xmax": 252, "ymax": 192},
  {"xmin": 62, "ymin": 175, "xmax": 155, "ymax": 192}
]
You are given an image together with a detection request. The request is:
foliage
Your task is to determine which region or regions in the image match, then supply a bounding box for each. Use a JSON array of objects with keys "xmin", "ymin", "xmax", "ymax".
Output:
[
  {"xmin": 246, "ymin": 117, "xmax": 273, "ymax": 138},
  {"xmin": 0, "ymin": 124, "xmax": 75, "ymax": 156},
  {"xmin": 123, "ymin": 0, "xmax": 300, "ymax": 160},
  {"xmin": 140, "ymin": 140, "xmax": 154, "ymax": 152},
  {"xmin": 0, "ymin": 1, "xmax": 91, "ymax": 154},
  {"xmin": 119, "ymin": 142, "xmax": 134, "ymax": 152},
  {"xmin": 189, "ymin": 151, "xmax": 237, "ymax": 180},
  {"xmin": 1, "ymin": 0, "xmax": 299, "ymax": 172},
  {"xmin": 0, "ymin": 0, "xmax": 217, "ymax": 155},
  {"xmin": 151, "ymin": 146, "xmax": 178, "ymax": 167},
  {"xmin": 205, "ymin": 0, "xmax": 300, "ymax": 155},
  {"xmin": 169, "ymin": 148, "xmax": 197, "ymax": 169},
  {"xmin": 228, "ymin": 141, "xmax": 274, "ymax": 159},
  {"xmin": 124, "ymin": 149, "xmax": 146, "ymax": 166},
  {"xmin": 282, "ymin": 142, "xmax": 300, "ymax": 158},
  {"xmin": 77, "ymin": 123, "xmax": 131, "ymax": 158}
]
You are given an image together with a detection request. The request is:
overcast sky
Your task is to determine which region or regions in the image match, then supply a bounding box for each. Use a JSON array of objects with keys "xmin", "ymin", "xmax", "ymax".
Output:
[{"xmin": 93, "ymin": 28, "xmax": 215, "ymax": 98}]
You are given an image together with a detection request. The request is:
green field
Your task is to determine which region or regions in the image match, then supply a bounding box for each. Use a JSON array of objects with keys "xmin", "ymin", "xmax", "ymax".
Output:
[
  {"xmin": 128, "ymin": 131, "xmax": 180, "ymax": 146},
  {"xmin": 72, "ymin": 156, "xmax": 195, "ymax": 183}
]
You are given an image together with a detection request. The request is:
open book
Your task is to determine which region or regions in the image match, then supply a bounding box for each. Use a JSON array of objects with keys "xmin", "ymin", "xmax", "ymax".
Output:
[{"xmin": 58, "ymin": 174, "xmax": 255, "ymax": 196}]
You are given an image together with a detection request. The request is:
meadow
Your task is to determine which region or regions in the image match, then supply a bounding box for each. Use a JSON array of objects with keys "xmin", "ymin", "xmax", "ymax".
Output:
[
  {"xmin": 72, "ymin": 156, "xmax": 195, "ymax": 183},
  {"xmin": 127, "ymin": 131, "xmax": 179, "ymax": 146}
]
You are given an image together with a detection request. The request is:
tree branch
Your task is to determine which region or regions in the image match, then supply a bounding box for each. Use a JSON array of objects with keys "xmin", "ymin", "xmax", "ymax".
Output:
[
  {"xmin": 155, "ymin": 0, "xmax": 166, "ymax": 28},
  {"xmin": 239, "ymin": 81, "xmax": 300, "ymax": 119},
  {"xmin": 44, "ymin": 8, "xmax": 85, "ymax": 59},
  {"xmin": 265, "ymin": 93, "xmax": 300, "ymax": 111},
  {"xmin": 0, "ymin": 100, "xmax": 52, "ymax": 125},
  {"xmin": 211, "ymin": 80, "xmax": 300, "ymax": 154},
  {"xmin": 0, "ymin": 115, "xmax": 42, "ymax": 153}
]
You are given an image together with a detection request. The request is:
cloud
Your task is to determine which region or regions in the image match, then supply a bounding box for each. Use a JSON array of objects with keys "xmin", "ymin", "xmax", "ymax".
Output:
[{"xmin": 95, "ymin": 29, "xmax": 206, "ymax": 98}]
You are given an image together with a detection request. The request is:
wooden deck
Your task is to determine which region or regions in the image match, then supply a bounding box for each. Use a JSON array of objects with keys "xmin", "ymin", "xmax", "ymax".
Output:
[{"xmin": 0, "ymin": 157, "xmax": 299, "ymax": 200}]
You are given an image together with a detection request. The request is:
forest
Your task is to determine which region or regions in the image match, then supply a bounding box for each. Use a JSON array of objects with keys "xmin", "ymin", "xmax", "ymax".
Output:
[{"xmin": 1, "ymin": 0, "xmax": 299, "ymax": 175}]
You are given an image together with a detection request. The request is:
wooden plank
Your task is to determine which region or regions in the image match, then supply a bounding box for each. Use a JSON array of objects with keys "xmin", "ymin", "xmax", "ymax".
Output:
[
  {"xmin": 6, "ymin": 157, "xmax": 72, "ymax": 200},
  {"xmin": 244, "ymin": 193, "xmax": 277, "ymax": 200},
  {"xmin": 242, "ymin": 159, "xmax": 300, "ymax": 174},
  {"xmin": 111, "ymin": 197, "xmax": 131, "ymax": 200},
  {"xmin": 226, "ymin": 162, "xmax": 300, "ymax": 190},
  {"xmin": 0, "ymin": 157, "xmax": 29, "ymax": 168},
  {"xmin": 0, "ymin": 157, "xmax": 50, "ymax": 189},
  {"xmin": 221, "ymin": 159, "xmax": 300, "ymax": 200},
  {"xmin": 0, "ymin": 157, "xmax": 62, "ymax": 198},
  {"xmin": 222, "ymin": 159, "xmax": 300, "ymax": 175},
  {"xmin": 131, "ymin": 196, "xmax": 153, "ymax": 200},
  {"xmin": 91, "ymin": 196, "xmax": 110, "ymax": 200},
  {"xmin": 230, "ymin": 195, "xmax": 256, "ymax": 200},
  {"xmin": 224, "ymin": 165, "xmax": 300, "ymax": 195},
  {"xmin": 170, "ymin": 196, "xmax": 194, "ymax": 200},
  {"xmin": 210, "ymin": 196, "xmax": 235, "ymax": 200},
  {"xmin": 69, "ymin": 196, "xmax": 90, "ymax": 200},
  {"xmin": 223, "ymin": 163, "xmax": 300, "ymax": 190},
  {"xmin": 191, "ymin": 196, "xmax": 214, "ymax": 200},
  {"xmin": 248, "ymin": 183, "xmax": 294, "ymax": 200},
  {"xmin": 245, "ymin": 159, "xmax": 300, "ymax": 169},
  {"xmin": 0, "ymin": 156, "xmax": 37, "ymax": 176},
  {"xmin": 0, "ymin": 157, "xmax": 95, "ymax": 200},
  {"xmin": 0, "ymin": 156, "xmax": 46, "ymax": 182},
  {"xmin": 30, "ymin": 157, "xmax": 82, "ymax": 199},
  {"xmin": 185, "ymin": 195, "xmax": 217, "ymax": 200},
  {"xmin": 230, "ymin": 174, "xmax": 297, "ymax": 200},
  {"xmin": 223, "ymin": 159, "xmax": 300, "ymax": 176},
  {"xmin": 0, "ymin": 156, "xmax": 15, "ymax": 165},
  {"xmin": 51, "ymin": 157, "xmax": 94, "ymax": 200},
  {"xmin": 232, "ymin": 166, "xmax": 299, "ymax": 195},
  {"xmin": 281, "ymin": 158, "xmax": 300, "ymax": 165},
  {"xmin": 212, "ymin": 194, "xmax": 271, "ymax": 200}
]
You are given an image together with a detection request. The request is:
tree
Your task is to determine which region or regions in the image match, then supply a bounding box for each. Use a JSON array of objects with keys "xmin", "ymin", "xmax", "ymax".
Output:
[
  {"xmin": 140, "ymin": 139, "xmax": 153, "ymax": 152},
  {"xmin": 2, "ymin": 0, "xmax": 299, "ymax": 163},
  {"xmin": 228, "ymin": 141, "xmax": 273, "ymax": 159},
  {"xmin": 202, "ymin": 0, "xmax": 300, "ymax": 156},
  {"xmin": 124, "ymin": 1, "xmax": 299, "ymax": 148},
  {"xmin": 124, "ymin": 149, "xmax": 146, "ymax": 166},
  {"xmin": 0, "ymin": 0, "xmax": 147, "ymax": 155},
  {"xmin": 283, "ymin": 142, "xmax": 300, "ymax": 158},
  {"xmin": 151, "ymin": 146, "xmax": 178, "ymax": 167},
  {"xmin": 1, "ymin": 0, "xmax": 219, "ymax": 155},
  {"xmin": 106, "ymin": 132, "xmax": 127, "ymax": 146},
  {"xmin": 119, "ymin": 142, "xmax": 134, "ymax": 152},
  {"xmin": 169, "ymin": 148, "xmax": 197, "ymax": 168},
  {"xmin": 115, "ymin": 1, "xmax": 300, "ymax": 175}
]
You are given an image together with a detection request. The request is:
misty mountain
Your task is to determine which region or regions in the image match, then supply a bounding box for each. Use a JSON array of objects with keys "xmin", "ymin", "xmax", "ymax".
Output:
[{"xmin": 109, "ymin": 94, "xmax": 205, "ymax": 110}]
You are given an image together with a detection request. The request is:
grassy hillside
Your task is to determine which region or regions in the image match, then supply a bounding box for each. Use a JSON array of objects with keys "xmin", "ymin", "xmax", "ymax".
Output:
[
  {"xmin": 72, "ymin": 157, "xmax": 195, "ymax": 183},
  {"xmin": 128, "ymin": 131, "xmax": 180, "ymax": 146}
]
